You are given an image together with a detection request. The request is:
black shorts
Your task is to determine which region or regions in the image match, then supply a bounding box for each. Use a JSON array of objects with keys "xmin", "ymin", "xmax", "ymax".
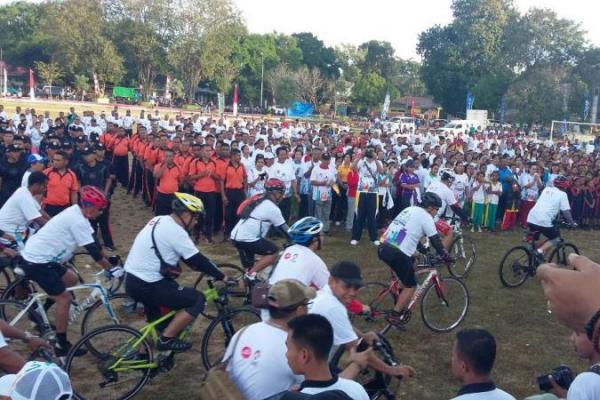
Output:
[
  {"xmin": 377, "ymin": 243, "xmax": 417, "ymax": 287},
  {"xmin": 125, "ymin": 273, "xmax": 204, "ymax": 324},
  {"xmin": 21, "ymin": 262, "xmax": 68, "ymax": 296},
  {"xmin": 232, "ymin": 238, "xmax": 279, "ymax": 269},
  {"xmin": 527, "ymin": 223, "xmax": 559, "ymax": 241}
]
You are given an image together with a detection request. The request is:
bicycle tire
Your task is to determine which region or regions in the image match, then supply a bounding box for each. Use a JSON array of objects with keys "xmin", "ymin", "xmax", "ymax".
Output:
[
  {"xmin": 193, "ymin": 263, "xmax": 247, "ymax": 319},
  {"xmin": 420, "ymin": 276, "xmax": 469, "ymax": 333},
  {"xmin": 1, "ymin": 276, "xmax": 40, "ymax": 301},
  {"xmin": 81, "ymin": 293, "xmax": 146, "ymax": 355},
  {"xmin": 498, "ymin": 246, "xmax": 531, "ymax": 288},
  {"xmin": 0, "ymin": 265, "xmax": 12, "ymax": 294},
  {"xmin": 350, "ymin": 282, "xmax": 397, "ymax": 336},
  {"xmin": 447, "ymin": 235, "xmax": 476, "ymax": 278},
  {"xmin": 549, "ymin": 243, "xmax": 579, "ymax": 265},
  {"xmin": 65, "ymin": 324, "xmax": 153, "ymax": 400},
  {"xmin": 200, "ymin": 306, "xmax": 261, "ymax": 370}
]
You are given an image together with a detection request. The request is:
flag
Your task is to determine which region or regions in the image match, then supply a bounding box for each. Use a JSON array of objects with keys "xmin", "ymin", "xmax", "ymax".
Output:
[
  {"xmin": 466, "ymin": 90, "xmax": 474, "ymax": 111},
  {"xmin": 2, "ymin": 67, "xmax": 7, "ymax": 96},
  {"xmin": 93, "ymin": 73, "xmax": 100, "ymax": 96},
  {"xmin": 165, "ymin": 75, "xmax": 171, "ymax": 100},
  {"xmin": 233, "ymin": 83, "xmax": 238, "ymax": 116},
  {"xmin": 380, "ymin": 90, "xmax": 390, "ymax": 120},
  {"xmin": 411, "ymin": 99, "xmax": 416, "ymax": 117},
  {"xmin": 499, "ymin": 96, "xmax": 506, "ymax": 125},
  {"xmin": 584, "ymin": 97, "xmax": 590, "ymax": 121},
  {"xmin": 29, "ymin": 68, "xmax": 35, "ymax": 99}
]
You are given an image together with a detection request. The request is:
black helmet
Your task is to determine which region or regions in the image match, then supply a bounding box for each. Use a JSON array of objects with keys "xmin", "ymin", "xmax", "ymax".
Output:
[
  {"xmin": 440, "ymin": 169, "xmax": 455, "ymax": 182},
  {"xmin": 421, "ymin": 192, "xmax": 442, "ymax": 209}
]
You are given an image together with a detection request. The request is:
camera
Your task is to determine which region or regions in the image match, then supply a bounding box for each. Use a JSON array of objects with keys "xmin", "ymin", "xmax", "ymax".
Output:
[{"xmin": 537, "ymin": 365, "xmax": 575, "ymax": 392}]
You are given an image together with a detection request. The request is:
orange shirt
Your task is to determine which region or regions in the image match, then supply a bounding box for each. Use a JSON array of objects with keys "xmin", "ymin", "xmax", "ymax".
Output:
[
  {"xmin": 224, "ymin": 163, "xmax": 246, "ymax": 190},
  {"xmin": 143, "ymin": 146, "xmax": 160, "ymax": 168},
  {"xmin": 174, "ymin": 153, "xmax": 193, "ymax": 174},
  {"xmin": 135, "ymin": 141, "xmax": 148, "ymax": 159},
  {"xmin": 214, "ymin": 158, "xmax": 229, "ymax": 182},
  {"xmin": 188, "ymin": 159, "xmax": 218, "ymax": 193},
  {"xmin": 44, "ymin": 168, "xmax": 80, "ymax": 206},
  {"xmin": 101, "ymin": 132, "xmax": 115, "ymax": 150},
  {"xmin": 154, "ymin": 163, "xmax": 182, "ymax": 194},
  {"xmin": 111, "ymin": 137, "xmax": 130, "ymax": 157}
]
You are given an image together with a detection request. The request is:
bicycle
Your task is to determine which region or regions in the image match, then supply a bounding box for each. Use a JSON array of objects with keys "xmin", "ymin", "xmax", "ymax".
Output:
[
  {"xmin": 498, "ymin": 227, "xmax": 579, "ymax": 288},
  {"xmin": 63, "ymin": 280, "xmax": 260, "ymax": 400},
  {"xmin": 350, "ymin": 256, "xmax": 470, "ymax": 335},
  {"xmin": 443, "ymin": 216, "xmax": 477, "ymax": 278},
  {"xmin": 193, "ymin": 262, "xmax": 247, "ymax": 318}
]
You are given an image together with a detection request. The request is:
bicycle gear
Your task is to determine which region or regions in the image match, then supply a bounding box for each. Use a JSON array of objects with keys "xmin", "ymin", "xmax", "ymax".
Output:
[{"xmin": 386, "ymin": 310, "xmax": 411, "ymax": 327}]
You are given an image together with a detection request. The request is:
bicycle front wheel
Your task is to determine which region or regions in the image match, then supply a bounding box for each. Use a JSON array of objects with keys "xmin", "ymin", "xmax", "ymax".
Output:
[
  {"xmin": 350, "ymin": 282, "xmax": 397, "ymax": 335},
  {"xmin": 193, "ymin": 263, "xmax": 247, "ymax": 319},
  {"xmin": 498, "ymin": 246, "xmax": 531, "ymax": 288},
  {"xmin": 549, "ymin": 243, "xmax": 579, "ymax": 265},
  {"xmin": 65, "ymin": 324, "xmax": 153, "ymax": 400},
  {"xmin": 420, "ymin": 277, "xmax": 469, "ymax": 333},
  {"xmin": 200, "ymin": 306, "xmax": 260, "ymax": 370},
  {"xmin": 447, "ymin": 235, "xmax": 476, "ymax": 278}
]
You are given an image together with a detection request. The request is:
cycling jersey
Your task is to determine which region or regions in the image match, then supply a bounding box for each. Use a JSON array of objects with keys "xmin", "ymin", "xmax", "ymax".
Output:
[
  {"xmin": 124, "ymin": 216, "xmax": 200, "ymax": 283},
  {"xmin": 0, "ymin": 187, "xmax": 41, "ymax": 241},
  {"xmin": 380, "ymin": 206, "xmax": 437, "ymax": 257},
  {"xmin": 268, "ymin": 244, "xmax": 330, "ymax": 289},
  {"xmin": 230, "ymin": 199, "xmax": 285, "ymax": 242},
  {"xmin": 527, "ymin": 187, "xmax": 570, "ymax": 228},
  {"xmin": 426, "ymin": 181, "xmax": 457, "ymax": 219},
  {"xmin": 21, "ymin": 205, "xmax": 94, "ymax": 264}
]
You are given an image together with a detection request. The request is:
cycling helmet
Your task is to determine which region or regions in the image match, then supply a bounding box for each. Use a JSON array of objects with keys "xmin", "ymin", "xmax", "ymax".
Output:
[
  {"xmin": 80, "ymin": 185, "xmax": 108, "ymax": 209},
  {"xmin": 265, "ymin": 178, "xmax": 286, "ymax": 193},
  {"xmin": 172, "ymin": 192, "xmax": 204, "ymax": 214},
  {"xmin": 420, "ymin": 192, "xmax": 443, "ymax": 209},
  {"xmin": 553, "ymin": 175, "xmax": 570, "ymax": 191},
  {"xmin": 439, "ymin": 168, "xmax": 455, "ymax": 182},
  {"xmin": 288, "ymin": 217, "xmax": 324, "ymax": 245}
]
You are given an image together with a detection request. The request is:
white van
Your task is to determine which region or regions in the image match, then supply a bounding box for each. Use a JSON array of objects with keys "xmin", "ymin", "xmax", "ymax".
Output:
[{"xmin": 437, "ymin": 120, "xmax": 480, "ymax": 137}]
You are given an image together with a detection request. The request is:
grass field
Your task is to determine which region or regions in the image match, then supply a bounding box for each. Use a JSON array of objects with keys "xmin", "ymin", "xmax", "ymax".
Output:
[{"xmin": 71, "ymin": 188, "xmax": 599, "ymax": 400}]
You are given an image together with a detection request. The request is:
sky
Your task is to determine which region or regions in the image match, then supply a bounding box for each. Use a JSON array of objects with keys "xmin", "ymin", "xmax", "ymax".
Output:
[{"xmin": 233, "ymin": 0, "xmax": 600, "ymax": 60}]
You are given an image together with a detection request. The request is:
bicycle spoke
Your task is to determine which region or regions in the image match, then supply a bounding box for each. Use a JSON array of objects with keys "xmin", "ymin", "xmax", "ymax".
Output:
[
  {"xmin": 350, "ymin": 282, "xmax": 396, "ymax": 335},
  {"xmin": 499, "ymin": 247, "xmax": 531, "ymax": 288},
  {"xmin": 421, "ymin": 278, "xmax": 469, "ymax": 332}
]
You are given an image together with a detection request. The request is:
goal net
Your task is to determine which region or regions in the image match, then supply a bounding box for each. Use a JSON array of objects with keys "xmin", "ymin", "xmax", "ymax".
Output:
[{"xmin": 550, "ymin": 120, "xmax": 600, "ymax": 142}]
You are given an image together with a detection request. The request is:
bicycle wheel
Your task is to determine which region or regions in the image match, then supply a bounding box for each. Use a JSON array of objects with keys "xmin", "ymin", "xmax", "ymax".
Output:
[
  {"xmin": 447, "ymin": 235, "xmax": 476, "ymax": 278},
  {"xmin": 350, "ymin": 282, "xmax": 397, "ymax": 336},
  {"xmin": 0, "ymin": 299, "xmax": 46, "ymax": 354},
  {"xmin": 1, "ymin": 276, "xmax": 40, "ymax": 301},
  {"xmin": 200, "ymin": 306, "xmax": 260, "ymax": 370},
  {"xmin": 81, "ymin": 294, "xmax": 147, "ymax": 349},
  {"xmin": 498, "ymin": 246, "xmax": 532, "ymax": 288},
  {"xmin": 549, "ymin": 243, "xmax": 579, "ymax": 265},
  {"xmin": 65, "ymin": 324, "xmax": 153, "ymax": 400},
  {"xmin": 0, "ymin": 265, "xmax": 11, "ymax": 294},
  {"xmin": 420, "ymin": 276, "xmax": 469, "ymax": 333},
  {"xmin": 193, "ymin": 263, "xmax": 247, "ymax": 319}
]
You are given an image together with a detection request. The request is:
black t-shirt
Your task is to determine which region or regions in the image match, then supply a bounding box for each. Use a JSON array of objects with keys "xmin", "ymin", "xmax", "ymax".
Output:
[
  {"xmin": 76, "ymin": 162, "xmax": 109, "ymax": 190},
  {"xmin": 0, "ymin": 158, "xmax": 27, "ymax": 195}
]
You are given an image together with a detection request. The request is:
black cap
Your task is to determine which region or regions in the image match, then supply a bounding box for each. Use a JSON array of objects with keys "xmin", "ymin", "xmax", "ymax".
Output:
[
  {"xmin": 48, "ymin": 142, "xmax": 61, "ymax": 150},
  {"xmin": 81, "ymin": 146, "xmax": 94, "ymax": 155},
  {"xmin": 75, "ymin": 136, "xmax": 86, "ymax": 143},
  {"xmin": 330, "ymin": 261, "xmax": 364, "ymax": 287},
  {"xmin": 62, "ymin": 141, "xmax": 72, "ymax": 148},
  {"xmin": 17, "ymin": 123, "xmax": 27, "ymax": 131},
  {"xmin": 7, "ymin": 144, "xmax": 23, "ymax": 152},
  {"xmin": 95, "ymin": 143, "xmax": 105, "ymax": 151}
]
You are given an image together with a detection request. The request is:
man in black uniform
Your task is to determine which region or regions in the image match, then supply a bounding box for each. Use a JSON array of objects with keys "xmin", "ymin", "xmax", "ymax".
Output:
[
  {"xmin": 75, "ymin": 146, "xmax": 116, "ymax": 250},
  {"xmin": 0, "ymin": 144, "xmax": 27, "ymax": 207}
]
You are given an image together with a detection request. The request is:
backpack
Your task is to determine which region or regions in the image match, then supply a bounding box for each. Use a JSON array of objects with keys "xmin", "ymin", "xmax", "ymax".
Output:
[{"xmin": 236, "ymin": 193, "xmax": 268, "ymax": 219}]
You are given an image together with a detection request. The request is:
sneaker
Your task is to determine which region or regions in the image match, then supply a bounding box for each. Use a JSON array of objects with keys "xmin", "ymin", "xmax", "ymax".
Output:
[
  {"xmin": 470, "ymin": 227, "xmax": 475, "ymax": 233},
  {"xmin": 477, "ymin": 227, "xmax": 482, "ymax": 233},
  {"xmin": 156, "ymin": 337, "xmax": 192, "ymax": 353},
  {"xmin": 350, "ymin": 240, "xmax": 358, "ymax": 246},
  {"xmin": 55, "ymin": 341, "xmax": 87, "ymax": 357},
  {"xmin": 373, "ymin": 240, "xmax": 381, "ymax": 246}
]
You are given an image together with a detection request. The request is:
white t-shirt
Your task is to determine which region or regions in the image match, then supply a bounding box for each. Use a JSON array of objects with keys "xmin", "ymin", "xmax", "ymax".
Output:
[
  {"xmin": 486, "ymin": 182, "xmax": 502, "ymax": 205},
  {"xmin": 247, "ymin": 167, "xmax": 268, "ymax": 196},
  {"xmin": 0, "ymin": 331, "xmax": 6, "ymax": 348},
  {"xmin": 268, "ymin": 160, "xmax": 296, "ymax": 197},
  {"xmin": 381, "ymin": 206, "xmax": 437, "ymax": 256},
  {"xmin": 124, "ymin": 216, "xmax": 199, "ymax": 283},
  {"xmin": 223, "ymin": 322, "xmax": 302, "ymax": 400},
  {"xmin": 356, "ymin": 159, "xmax": 381, "ymax": 193},
  {"xmin": 21, "ymin": 170, "xmax": 31, "ymax": 188},
  {"xmin": 567, "ymin": 370, "xmax": 600, "ymax": 400},
  {"xmin": 450, "ymin": 388, "xmax": 515, "ymax": 400},
  {"xmin": 310, "ymin": 165, "xmax": 337, "ymax": 202},
  {"xmin": 309, "ymin": 285, "xmax": 358, "ymax": 352},
  {"xmin": 527, "ymin": 187, "xmax": 570, "ymax": 228},
  {"xmin": 230, "ymin": 199, "xmax": 286, "ymax": 242},
  {"xmin": 0, "ymin": 187, "xmax": 41, "ymax": 239},
  {"xmin": 22, "ymin": 205, "xmax": 94, "ymax": 264},
  {"xmin": 426, "ymin": 181, "xmax": 458, "ymax": 218},
  {"xmin": 269, "ymin": 244, "xmax": 330, "ymax": 289},
  {"xmin": 300, "ymin": 376, "xmax": 369, "ymax": 400}
]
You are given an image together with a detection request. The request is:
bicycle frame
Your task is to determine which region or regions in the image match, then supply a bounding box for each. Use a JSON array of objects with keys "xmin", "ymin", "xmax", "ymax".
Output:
[{"xmin": 406, "ymin": 268, "xmax": 440, "ymax": 312}]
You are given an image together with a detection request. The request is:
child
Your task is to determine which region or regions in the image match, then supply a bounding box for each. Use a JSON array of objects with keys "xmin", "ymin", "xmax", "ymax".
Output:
[
  {"xmin": 470, "ymin": 172, "xmax": 486, "ymax": 232},
  {"xmin": 345, "ymin": 167, "xmax": 359, "ymax": 232},
  {"xmin": 485, "ymin": 171, "xmax": 502, "ymax": 232},
  {"xmin": 582, "ymin": 179, "xmax": 596, "ymax": 229},
  {"xmin": 21, "ymin": 154, "xmax": 46, "ymax": 188},
  {"xmin": 502, "ymin": 179, "xmax": 521, "ymax": 231}
]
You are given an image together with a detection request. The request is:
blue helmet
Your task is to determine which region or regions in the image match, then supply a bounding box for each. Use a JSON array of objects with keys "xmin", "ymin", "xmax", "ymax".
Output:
[{"xmin": 288, "ymin": 217, "xmax": 324, "ymax": 246}]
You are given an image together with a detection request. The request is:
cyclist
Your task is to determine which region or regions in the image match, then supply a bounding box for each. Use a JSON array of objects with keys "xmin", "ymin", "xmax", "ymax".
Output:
[
  {"xmin": 425, "ymin": 170, "xmax": 471, "ymax": 249},
  {"xmin": 378, "ymin": 192, "xmax": 453, "ymax": 323},
  {"xmin": 20, "ymin": 186, "xmax": 123, "ymax": 356},
  {"xmin": 230, "ymin": 178, "xmax": 290, "ymax": 278},
  {"xmin": 526, "ymin": 175, "xmax": 577, "ymax": 263},
  {"xmin": 0, "ymin": 320, "xmax": 51, "ymax": 373},
  {"xmin": 125, "ymin": 192, "xmax": 226, "ymax": 353}
]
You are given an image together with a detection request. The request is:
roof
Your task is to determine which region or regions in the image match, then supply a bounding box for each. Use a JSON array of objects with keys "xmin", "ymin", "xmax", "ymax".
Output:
[{"xmin": 395, "ymin": 96, "xmax": 439, "ymax": 110}]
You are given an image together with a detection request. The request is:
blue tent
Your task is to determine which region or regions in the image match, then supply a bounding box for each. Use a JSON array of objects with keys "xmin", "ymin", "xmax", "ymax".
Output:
[{"xmin": 287, "ymin": 102, "xmax": 314, "ymax": 117}]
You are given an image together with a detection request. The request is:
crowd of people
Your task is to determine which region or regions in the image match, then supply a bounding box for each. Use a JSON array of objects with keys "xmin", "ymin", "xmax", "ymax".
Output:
[{"xmin": 0, "ymin": 102, "xmax": 599, "ymax": 400}]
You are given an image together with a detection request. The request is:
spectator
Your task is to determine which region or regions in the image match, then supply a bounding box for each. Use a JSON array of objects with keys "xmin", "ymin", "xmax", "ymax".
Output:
[
  {"xmin": 350, "ymin": 146, "xmax": 383, "ymax": 246},
  {"xmin": 0, "ymin": 361, "xmax": 72, "ymax": 400}
]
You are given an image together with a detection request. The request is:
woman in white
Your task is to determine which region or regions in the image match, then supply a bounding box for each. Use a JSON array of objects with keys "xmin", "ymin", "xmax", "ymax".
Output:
[{"xmin": 247, "ymin": 154, "xmax": 269, "ymax": 197}]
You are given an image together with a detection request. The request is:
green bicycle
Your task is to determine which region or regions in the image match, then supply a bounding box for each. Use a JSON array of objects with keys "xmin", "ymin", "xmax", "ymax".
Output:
[{"xmin": 63, "ymin": 280, "xmax": 260, "ymax": 400}]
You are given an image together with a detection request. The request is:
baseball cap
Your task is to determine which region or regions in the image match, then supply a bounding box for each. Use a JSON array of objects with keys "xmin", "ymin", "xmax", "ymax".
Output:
[
  {"xmin": 95, "ymin": 143, "xmax": 105, "ymax": 151},
  {"xmin": 0, "ymin": 361, "xmax": 72, "ymax": 400},
  {"xmin": 330, "ymin": 261, "xmax": 364, "ymax": 288},
  {"xmin": 7, "ymin": 144, "xmax": 23, "ymax": 153},
  {"xmin": 27, "ymin": 154, "xmax": 46, "ymax": 165},
  {"xmin": 268, "ymin": 279, "xmax": 316, "ymax": 309},
  {"xmin": 81, "ymin": 146, "xmax": 95, "ymax": 155}
]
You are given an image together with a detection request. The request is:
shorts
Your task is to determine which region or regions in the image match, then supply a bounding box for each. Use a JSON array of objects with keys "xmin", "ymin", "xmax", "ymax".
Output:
[
  {"xmin": 125, "ymin": 273, "xmax": 204, "ymax": 324},
  {"xmin": 377, "ymin": 243, "xmax": 416, "ymax": 287},
  {"xmin": 527, "ymin": 223, "xmax": 559, "ymax": 241},
  {"xmin": 21, "ymin": 262, "xmax": 68, "ymax": 296},
  {"xmin": 232, "ymin": 238, "xmax": 278, "ymax": 269}
]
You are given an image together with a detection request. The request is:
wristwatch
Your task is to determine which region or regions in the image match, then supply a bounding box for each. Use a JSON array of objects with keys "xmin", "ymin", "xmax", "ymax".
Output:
[{"xmin": 585, "ymin": 309, "xmax": 600, "ymax": 341}]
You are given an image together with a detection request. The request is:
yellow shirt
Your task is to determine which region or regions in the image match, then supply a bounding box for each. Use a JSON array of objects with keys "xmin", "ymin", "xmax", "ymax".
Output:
[{"xmin": 337, "ymin": 164, "xmax": 351, "ymax": 183}]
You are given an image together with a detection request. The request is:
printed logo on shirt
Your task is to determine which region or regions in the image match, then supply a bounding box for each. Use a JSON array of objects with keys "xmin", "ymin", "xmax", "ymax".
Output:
[{"xmin": 241, "ymin": 346, "xmax": 252, "ymax": 359}]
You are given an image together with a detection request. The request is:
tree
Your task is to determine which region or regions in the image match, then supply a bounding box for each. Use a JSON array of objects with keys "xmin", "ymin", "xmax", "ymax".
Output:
[
  {"xmin": 359, "ymin": 40, "xmax": 396, "ymax": 80},
  {"xmin": 34, "ymin": 61, "xmax": 62, "ymax": 87},
  {"xmin": 351, "ymin": 72, "xmax": 387, "ymax": 112},
  {"xmin": 294, "ymin": 66, "xmax": 330, "ymax": 107},
  {"xmin": 0, "ymin": 1, "xmax": 50, "ymax": 67},
  {"xmin": 576, "ymin": 47, "xmax": 600, "ymax": 91},
  {"xmin": 292, "ymin": 33, "xmax": 339, "ymax": 78},
  {"xmin": 266, "ymin": 65, "xmax": 297, "ymax": 107},
  {"xmin": 73, "ymin": 74, "xmax": 90, "ymax": 100}
]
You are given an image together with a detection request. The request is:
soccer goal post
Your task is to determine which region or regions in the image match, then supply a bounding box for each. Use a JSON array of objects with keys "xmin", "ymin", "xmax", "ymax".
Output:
[{"xmin": 550, "ymin": 120, "xmax": 600, "ymax": 141}]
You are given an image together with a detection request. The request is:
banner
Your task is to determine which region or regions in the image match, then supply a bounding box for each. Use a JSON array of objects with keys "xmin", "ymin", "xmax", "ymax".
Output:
[
  {"xmin": 112, "ymin": 86, "xmax": 137, "ymax": 100},
  {"xmin": 165, "ymin": 75, "xmax": 171, "ymax": 100},
  {"xmin": 233, "ymin": 83, "xmax": 238, "ymax": 116},
  {"xmin": 466, "ymin": 90, "xmax": 474, "ymax": 111},
  {"xmin": 287, "ymin": 102, "xmax": 313, "ymax": 117},
  {"xmin": 584, "ymin": 97, "xmax": 590, "ymax": 121},
  {"xmin": 217, "ymin": 93, "xmax": 224, "ymax": 114},
  {"xmin": 499, "ymin": 96, "xmax": 506, "ymax": 125},
  {"xmin": 29, "ymin": 68, "xmax": 35, "ymax": 99},
  {"xmin": 380, "ymin": 90, "xmax": 390, "ymax": 120},
  {"xmin": 93, "ymin": 73, "xmax": 100, "ymax": 96}
]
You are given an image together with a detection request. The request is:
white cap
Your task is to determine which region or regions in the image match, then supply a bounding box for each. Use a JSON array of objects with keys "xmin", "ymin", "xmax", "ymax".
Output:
[
  {"xmin": 264, "ymin": 152, "xmax": 275, "ymax": 159},
  {"xmin": 0, "ymin": 361, "xmax": 72, "ymax": 400}
]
